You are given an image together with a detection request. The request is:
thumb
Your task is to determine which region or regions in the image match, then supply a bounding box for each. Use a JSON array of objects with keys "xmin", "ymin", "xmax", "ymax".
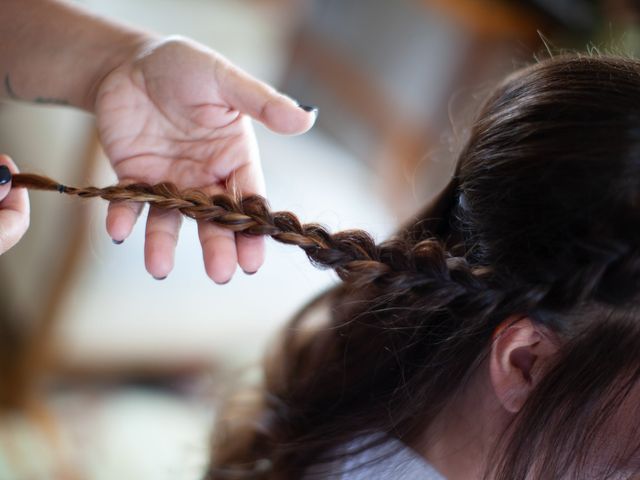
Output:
[{"xmin": 219, "ymin": 63, "xmax": 318, "ymax": 135}]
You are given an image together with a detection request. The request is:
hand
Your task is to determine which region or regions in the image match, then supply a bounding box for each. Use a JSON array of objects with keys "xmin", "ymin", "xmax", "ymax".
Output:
[
  {"xmin": 0, "ymin": 155, "xmax": 30, "ymax": 255},
  {"xmin": 94, "ymin": 36, "xmax": 317, "ymax": 283}
]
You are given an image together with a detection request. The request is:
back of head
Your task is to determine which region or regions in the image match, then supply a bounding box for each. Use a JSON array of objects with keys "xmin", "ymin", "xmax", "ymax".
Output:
[
  {"xmin": 459, "ymin": 55, "xmax": 640, "ymax": 306},
  {"xmin": 208, "ymin": 55, "xmax": 640, "ymax": 480}
]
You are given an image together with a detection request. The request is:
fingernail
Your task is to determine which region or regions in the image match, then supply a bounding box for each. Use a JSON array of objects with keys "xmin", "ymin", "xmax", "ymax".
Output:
[
  {"xmin": 154, "ymin": 275, "xmax": 167, "ymax": 281},
  {"xmin": 243, "ymin": 270, "xmax": 257, "ymax": 276},
  {"xmin": 297, "ymin": 104, "xmax": 318, "ymax": 115},
  {"xmin": 112, "ymin": 239, "xmax": 124, "ymax": 245},
  {"xmin": 0, "ymin": 165, "xmax": 12, "ymax": 185},
  {"xmin": 217, "ymin": 278, "xmax": 231, "ymax": 285}
]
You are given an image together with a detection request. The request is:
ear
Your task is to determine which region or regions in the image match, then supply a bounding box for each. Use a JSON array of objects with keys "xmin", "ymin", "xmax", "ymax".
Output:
[{"xmin": 489, "ymin": 316, "xmax": 558, "ymax": 413}]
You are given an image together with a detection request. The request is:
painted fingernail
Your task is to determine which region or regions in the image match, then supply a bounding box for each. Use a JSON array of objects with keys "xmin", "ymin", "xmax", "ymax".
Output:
[
  {"xmin": 243, "ymin": 270, "xmax": 257, "ymax": 275},
  {"xmin": 297, "ymin": 104, "xmax": 318, "ymax": 115},
  {"xmin": 112, "ymin": 239, "xmax": 124, "ymax": 245},
  {"xmin": 154, "ymin": 275, "xmax": 167, "ymax": 281},
  {"xmin": 0, "ymin": 165, "xmax": 12, "ymax": 185}
]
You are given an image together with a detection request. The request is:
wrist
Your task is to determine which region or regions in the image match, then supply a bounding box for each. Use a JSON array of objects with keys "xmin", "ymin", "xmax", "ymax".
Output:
[{"xmin": 83, "ymin": 31, "xmax": 157, "ymax": 112}]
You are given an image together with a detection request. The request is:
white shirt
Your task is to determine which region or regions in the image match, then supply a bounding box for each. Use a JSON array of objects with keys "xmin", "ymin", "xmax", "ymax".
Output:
[{"xmin": 303, "ymin": 434, "xmax": 446, "ymax": 479}]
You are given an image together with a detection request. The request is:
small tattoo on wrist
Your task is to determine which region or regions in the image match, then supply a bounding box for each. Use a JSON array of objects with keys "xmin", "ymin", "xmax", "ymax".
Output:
[
  {"xmin": 4, "ymin": 74, "xmax": 18, "ymax": 100},
  {"xmin": 4, "ymin": 74, "xmax": 68, "ymax": 106},
  {"xmin": 34, "ymin": 96, "xmax": 69, "ymax": 106}
]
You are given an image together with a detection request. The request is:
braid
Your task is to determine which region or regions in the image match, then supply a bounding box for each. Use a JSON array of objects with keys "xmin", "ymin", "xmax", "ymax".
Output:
[
  {"xmin": 16, "ymin": 173, "xmax": 636, "ymax": 313},
  {"xmin": 13, "ymin": 173, "xmax": 639, "ymax": 313},
  {"xmin": 11, "ymin": 173, "xmax": 488, "ymax": 292}
]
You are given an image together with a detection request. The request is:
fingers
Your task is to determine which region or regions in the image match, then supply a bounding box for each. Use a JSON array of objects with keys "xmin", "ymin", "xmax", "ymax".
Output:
[
  {"xmin": 147, "ymin": 204, "xmax": 261, "ymax": 283},
  {"xmin": 227, "ymin": 155, "xmax": 266, "ymax": 275},
  {"xmin": 218, "ymin": 63, "xmax": 318, "ymax": 135},
  {"xmin": 198, "ymin": 218, "xmax": 237, "ymax": 284},
  {"xmin": 236, "ymin": 234, "xmax": 265, "ymax": 275},
  {"xmin": 108, "ymin": 169, "xmax": 263, "ymax": 282},
  {"xmin": 0, "ymin": 155, "xmax": 30, "ymax": 255},
  {"xmin": 144, "ymin": 206, "xmax": 182, "ymax": 279},
  {"xmin": 106, "ymin": 180, "xmax": 144, "ymax": 243}
]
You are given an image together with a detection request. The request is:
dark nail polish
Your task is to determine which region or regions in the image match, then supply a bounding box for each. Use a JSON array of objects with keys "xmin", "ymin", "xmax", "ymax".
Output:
[
  {"xmin": 154, "ymin": 275, "xmax": 167, "ymax": 281},
  {"xmin": 112, "ymin": 239, "xmax": 124, "ymax": 245},
  {"xmin": 297, "ymin": 104, "xmax": 318, "ymax": 114},
  {"xmin": 0, "ymin": 165, "xmax": 12, "ymax": 185}
]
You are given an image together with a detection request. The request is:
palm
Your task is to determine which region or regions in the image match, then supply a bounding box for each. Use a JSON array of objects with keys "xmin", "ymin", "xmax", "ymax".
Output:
[
  {"xmin": 96, "ymin": 43, "xmax": 258, "ymax": 192},
  {"xmin": 92, "ymin": 38, "xmax": 314, "ymax": 282}
]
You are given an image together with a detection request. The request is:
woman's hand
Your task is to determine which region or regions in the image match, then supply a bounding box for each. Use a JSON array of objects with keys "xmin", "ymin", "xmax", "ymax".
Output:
[
  {"xmin": 2, "ymin": 0, "xmax": 315, "ymax": 282},
  {"xmin": 0, "ymin": 155, "xmax": 29, "ymax": 255},
  {"xmin": 94, "ymin": 36, "xmax": 317, "ymax": 283}
]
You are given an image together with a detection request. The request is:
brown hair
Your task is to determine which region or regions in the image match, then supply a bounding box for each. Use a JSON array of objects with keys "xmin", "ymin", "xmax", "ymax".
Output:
[
  {"xmin": 12, "ymin": 173, "xmax": 420, "ymax": 287},
  {"xmin": 12, "ymin": 54, "xmax": 640, "ymax": 480},
  {"xmin": 208, "ymin": 54, "xmax": 640, "ymax": 479}
]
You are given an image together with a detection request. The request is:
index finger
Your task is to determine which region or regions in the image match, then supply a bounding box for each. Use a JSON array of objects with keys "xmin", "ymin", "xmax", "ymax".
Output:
[{"xmin": 217, "ymin": 60, "xmax": 317, "ymax": 136}]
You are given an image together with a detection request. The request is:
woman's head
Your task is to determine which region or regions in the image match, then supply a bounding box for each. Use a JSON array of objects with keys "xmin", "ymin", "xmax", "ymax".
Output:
[
  {"xmin": 450, "ymin": 55, "xmax": 640, "ymax": 478},
  {"xmin": 208, "ymin": 55, "xmax": 640, "ymax": 479}
]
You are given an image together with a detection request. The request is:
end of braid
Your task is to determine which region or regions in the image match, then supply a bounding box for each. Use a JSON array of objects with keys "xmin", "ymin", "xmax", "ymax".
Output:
[{"xmin": 11, "ymin": 173, "xmax": 64, "ymax": 192}]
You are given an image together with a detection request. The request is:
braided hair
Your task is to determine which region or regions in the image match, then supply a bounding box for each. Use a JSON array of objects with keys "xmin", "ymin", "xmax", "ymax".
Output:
[{"xmin": 12, "ymin": 54, "xmax": 640, "ymax": 479}]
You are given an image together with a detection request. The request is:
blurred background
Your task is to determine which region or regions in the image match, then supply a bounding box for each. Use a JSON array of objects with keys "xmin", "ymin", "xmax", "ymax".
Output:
[{"xmin": 0, "ymin": 0, "xmax": 638, "ymax": 478}]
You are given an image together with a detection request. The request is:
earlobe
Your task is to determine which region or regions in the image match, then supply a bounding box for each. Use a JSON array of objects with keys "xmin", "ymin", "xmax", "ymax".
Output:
[{"xmin": 489, "ymin": 316, "xmax": 558, "ymax": 413}]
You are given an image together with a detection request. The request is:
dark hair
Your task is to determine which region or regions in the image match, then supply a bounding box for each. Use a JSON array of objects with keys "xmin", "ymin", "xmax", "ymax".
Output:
[
  {"xmin": 11, "ymin": 54, "xmax": 640, "ymax": 480},
  {"xmin": 206, "ymin": 55, "xmax": 640, "ymax": 480}
]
